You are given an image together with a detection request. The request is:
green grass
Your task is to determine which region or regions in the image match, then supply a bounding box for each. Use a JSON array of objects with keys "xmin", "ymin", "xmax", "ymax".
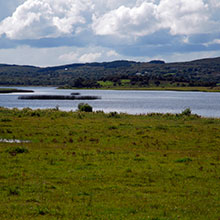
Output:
[
  {"xmin": 0, "ymin": 107, "xmax": 220, "ymax": 219},
  {"xmin": 121, "ymin": 79, "xmax": 131, "ymax": 85},
  {"xmin": 139, "ymin": 86, "xmax": 220, "ymax": 92},
  {"xmin": 163, "ymin": 73, "xmax": 177, "ymax": 77},
  {"xmin": 0, "ymin": 88, "xmax": 19, "ymax": 93},
  {"xmin": 97, "ymin": 81, "xmax": 114, "ymax": 87},
  {"xmin": 95, "ymin": 80, "xmax": 130, "ymax": 87},
  {"xmin": 0, "ymin": 88, "xmax": 34, "ymax": 93},
  {"xmin": 64, "ymin": 82, "xmax": 220, "ymax": 92}
]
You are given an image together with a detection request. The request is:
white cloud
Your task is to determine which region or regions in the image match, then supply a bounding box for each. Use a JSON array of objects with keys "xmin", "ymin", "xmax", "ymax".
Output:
[
  {"xmin": 0, "ymin": 0, "xmax": 93, "ymax": 39},
  {"xmin": 0, "ymin": 44, "xmax": 219, "ymax": 67},
  {"xmin": 162, "ymin": 50, "xmax": 220, "ymax": 62},
  {"xmin": 93, "ymin": 0, "xmax": 216, "ymax": 37},
  {"xmin": 92, "ymin": 2, "xmax": 158, "ymax": 37},
  {"xmin": 79, "ymin": 53, "xmax": 102, "ymax": 63},
  {"xmin": 204, "ymin": 38, "xmax": 220, "ymax": 46},
  {"xmin": 0, "ymin": 0, "xmax": 220, "ymax": 67},
  {"xmin": 157, "ymin": 0, "xmax": 210, "ymax": 35},
  {"xmin": 0, "ymin": 0, "xmax": 219, "ymax": 41},
  {"xmin": 58, "ymin": 52, "xmax": 79, "ymax": 63},
  {"xmin": 213, "ymin": 39, "xmax": 220, "ymax": 44},
  {"xmin": 107, "ymin": 50, "xmax": 119, "ymax": 57},
  {"xmin": 59, "ymin": 48, "xmax": 121, "ymax": 63},
  {"xmin": 0, "ymin": 46, "xmax": 69, "ymax": 66},
  {"xmin": 0, "ymin": 46, "xmax": 104, "ymax": 66},
  {"xmin": 209, "ymin": 0, "xmax": 220, "ymax": 8},
  {"xmin": 59, "ymin": 51, "xmax": 102, "ymax": 63}
]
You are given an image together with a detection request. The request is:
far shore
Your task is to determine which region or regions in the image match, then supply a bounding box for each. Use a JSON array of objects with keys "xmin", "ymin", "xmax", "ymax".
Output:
[
  {"xmin": 1, "ymin": 86, "xmax": 220, "ymax": 93},
  {"xmin": 57, "ymin": 86, "xmax": 220, "ymax": 93}
]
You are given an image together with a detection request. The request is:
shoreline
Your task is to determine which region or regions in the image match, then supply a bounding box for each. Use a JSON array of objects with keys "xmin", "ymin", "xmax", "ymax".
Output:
[
  {"xmin": 0, "ymin": 106, "xmax": 219, "ymax": 119},
  {"xmin": 57, "ymin": 86, "xmax": 220, "ymax": 93},
  {"xmin": 1, "ymin": 85, "xmax": 220, "ymax": 93},
  {"xmin": 0, "ymin": 88, "xmax": 34, "ymax": 93}
]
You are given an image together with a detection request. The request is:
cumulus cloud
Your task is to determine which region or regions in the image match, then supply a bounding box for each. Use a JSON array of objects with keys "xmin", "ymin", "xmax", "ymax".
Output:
[
  {"xmin": 59, "ymin": 48, "xmax": 121, "ymax": 63},
  {"xmin": 59, "ymin": 51, "xmax": 102, "ymax": 63},
  {"xmin": 0, "ymin": 46, "xmax": 72, "ymax": 66},
  {"xmin": 1, "ymin": 0, "xmax": 219, "ymax": 40},
  {"xmin": 213, "ymin": 39, "xmax": 220, "ymax": 44},
  {"xmin": 209, "ymin": 0, "xmax": 220, "ymax": 8},
  {"xmin": 0, "ymin": 44, "xmax": 219, "ymax": 67},
  {"xmin": 0, "ymin": 45, "xmax": 119, "ymax": 66},
  {"xmin": 92, "ymin": 2, "xmax": 158, "ymax": 37},
  {"xmin": 157, "ymin": 0, "xmax": 210, "ymax": 35},
  {"xmin": 0, "ymin": 0, "xmax": 220, "ymax": 66},
  {"xmin": 0, "ymin": 0, "xmax": 93, "ymax": 39},
  {"xmin": 204, "ymin": 38, "xmax": 220, "ymax": 46},
  {"xmin": 93, "ymin": 0, "xmax": 217, "ymax": 37},
  {"xmin": 79, "ymin": 52, "xmax": 102, "ymax": 63},
  {"xmin": 107, "ymin": 50, "xmax": 119, "ymax": 57},
  {"xmin": 58, "ymin": 52, "xmax": 79, "ymax": 63}
]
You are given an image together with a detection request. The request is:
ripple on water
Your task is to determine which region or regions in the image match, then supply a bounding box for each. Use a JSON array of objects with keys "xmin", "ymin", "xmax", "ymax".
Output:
[{"xmin": 0, "ymin": 139, "xmax": 31, "ymax": 143}]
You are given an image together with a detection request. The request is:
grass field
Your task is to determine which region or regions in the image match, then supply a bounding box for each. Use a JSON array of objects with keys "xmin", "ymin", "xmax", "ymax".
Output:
[{"xmin": 0, "ymin": 107, "xmax": 220, "ymax": 219}]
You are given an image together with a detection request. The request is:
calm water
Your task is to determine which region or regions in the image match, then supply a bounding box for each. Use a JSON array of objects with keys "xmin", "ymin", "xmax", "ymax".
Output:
[{"xmin": 0, "ymin": 86, "xmax": 220, "ymax": 117}]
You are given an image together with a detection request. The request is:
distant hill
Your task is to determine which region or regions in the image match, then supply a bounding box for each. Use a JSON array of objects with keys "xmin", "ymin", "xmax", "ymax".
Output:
[
  {"xmin": 0, "ymin": 57, "xmax": 219, "ymax": 87},
  {"xmin": 149, "ymin": 60, "xmax": 165, "ymax": 64}
]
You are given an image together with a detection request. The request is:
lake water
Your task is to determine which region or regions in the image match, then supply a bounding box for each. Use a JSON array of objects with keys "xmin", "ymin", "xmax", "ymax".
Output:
[{"xmin": 0, "ymin": 86, "xmax": 220, "ymax": 117}]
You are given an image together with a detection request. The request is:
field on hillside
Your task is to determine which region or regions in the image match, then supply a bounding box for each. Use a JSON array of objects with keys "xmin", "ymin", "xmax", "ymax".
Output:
[{"xmin": 0, "ymin": 108, "xmax": 220, "ymax": 219}]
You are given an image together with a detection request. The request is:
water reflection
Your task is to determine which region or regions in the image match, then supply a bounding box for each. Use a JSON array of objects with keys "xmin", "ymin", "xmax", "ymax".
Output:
[{"xmin": 0, "ymin": 139, "xmax": 31, "ymax": 143}]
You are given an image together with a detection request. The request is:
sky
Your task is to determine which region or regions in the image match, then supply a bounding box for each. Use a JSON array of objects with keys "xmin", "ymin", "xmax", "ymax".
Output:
[{"xmin": 0, "ymin": 0, "xmax": 220, "ymax": 67}]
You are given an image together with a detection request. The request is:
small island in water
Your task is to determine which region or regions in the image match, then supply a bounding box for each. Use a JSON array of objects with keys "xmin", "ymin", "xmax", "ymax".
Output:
[{"xmin": 18, "ymin": 93, "xmax": 101, "ymax": 100}]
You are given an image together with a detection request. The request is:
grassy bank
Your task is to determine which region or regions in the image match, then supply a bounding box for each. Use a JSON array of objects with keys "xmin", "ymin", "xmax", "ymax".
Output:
[
  {"xmin": 58, "ymin": 85, "xmax": 220, "ymax": 93},
  {"xmin": 0, "ymin": 108, "xmax": 220, "ymax": 219},
  {"xmin": 0, "ymin": 88, "xmax": 34, "ymax": 93},
  {"xmin": 130, "ymin": 86, "xmax": 220, "ymax": 92}
]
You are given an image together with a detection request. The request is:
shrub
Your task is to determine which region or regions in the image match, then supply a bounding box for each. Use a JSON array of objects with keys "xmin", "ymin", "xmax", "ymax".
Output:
[
  {"xmin": 6, "ymin": 146, "xmax": 29, "ymax": 155},
  {"xmin": 55, "ymin": 105, "xmax": 59, "ymax": 111},
  {"xmin": 31, "ymin": 111, "xmax": 41, "ymax": 117},
  {"xmin": 36, "ymin": 206, "xmax": 50, "ymax": 215},
  {"xmin": 0, "ymin": 118, "xmax": 11, "ymax": 122},
  {"xmin": 8, "ymin": 186, "xmax": 20, "ymax": 196},
  {"xmin": 78, "ymin": 103, "xmax": 93, "ymax": 112},
  {"xmin": 108, "ymin": 111, "xmax": 120, "ymax": 118},
  {"xmin": 181, "ymin": 108, "xmax": 192, "ymax": 116},
  {"xmin": 175, "ymin": 158, "xmax": 192, "ymax": 163}
]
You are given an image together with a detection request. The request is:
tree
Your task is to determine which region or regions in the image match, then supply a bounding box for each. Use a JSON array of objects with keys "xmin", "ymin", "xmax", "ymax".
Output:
[{"xmin": 78, "ymin": 103, "xmax": 93, "ymax": 112}]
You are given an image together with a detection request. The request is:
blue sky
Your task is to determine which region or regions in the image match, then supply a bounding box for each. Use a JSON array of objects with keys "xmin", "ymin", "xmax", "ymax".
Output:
[{"xmin": 0, "ymin": 0, "xmax": 220, "ymax": 66}]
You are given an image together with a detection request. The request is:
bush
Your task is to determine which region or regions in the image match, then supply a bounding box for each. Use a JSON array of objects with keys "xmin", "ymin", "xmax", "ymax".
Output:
[
  {"xmin": 78, "ymin": 103, "xmax": 93, "ymax": 112},
  {"xmin": 8, "ymin": 186, "xmax": 20, "ymax": 196},
  {"xmin": 181, "ymin": 108, "xmax": 192, "ymax": 116},
  {"xmin": 6, "ymin": 146, "xmax": 29, "ymax": 155},
  {"xmin": 175, "ymin": 158, "xmax": 192, "ymax": 163},
  {"xmin": 108, "ymin": 111, "xmax": 120, "ymax": 118}
]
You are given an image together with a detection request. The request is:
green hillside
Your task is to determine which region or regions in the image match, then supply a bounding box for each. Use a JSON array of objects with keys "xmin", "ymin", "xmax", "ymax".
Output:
[{"xmin": 0, "ymin": 57, "xmax": 220, "ymax": 89}]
